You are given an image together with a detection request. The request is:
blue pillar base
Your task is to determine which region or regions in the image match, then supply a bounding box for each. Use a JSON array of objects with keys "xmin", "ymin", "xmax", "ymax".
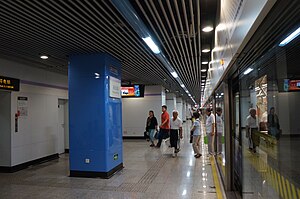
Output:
[{"xmin": 69, "ymin": 163, "xmax": 123, "ymax": 179}]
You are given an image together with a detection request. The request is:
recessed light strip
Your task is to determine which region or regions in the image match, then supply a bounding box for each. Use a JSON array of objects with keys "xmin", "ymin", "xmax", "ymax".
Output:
[
  {"xmin": 40, "ymin": 55, "xmax": 48, "ymax": 59},
  {"xmin": 112, "ymin": 0, "xmax": 197, "ymax": 104},
  {"xmin": 142, "ymin": 37, "xmax": 160, "ymax": 54},
  {"xmin": 243, "ymin": 68, "xmax": 253, "ymax": 75},
  {"xmin": 279, "ymin": 27, "xmax": 300, "ymax": 46},
  {"xmin": 202, "ymin": 26, "xmax": 214, "ymax": 32}
]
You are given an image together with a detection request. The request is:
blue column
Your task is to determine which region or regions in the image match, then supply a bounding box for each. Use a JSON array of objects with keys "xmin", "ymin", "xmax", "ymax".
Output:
[{"xmin": 69, "ymin": 53, "xmax": 123, "ymax": 178}]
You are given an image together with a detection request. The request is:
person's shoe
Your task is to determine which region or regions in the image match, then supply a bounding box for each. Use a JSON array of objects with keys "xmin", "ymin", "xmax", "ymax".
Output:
[
  {"xmin": 155, "ymin": 145, "xmax": 160, "ymax": 148},
  {"xmin": 175, "ymin": 149, "xmax": 180, "ymax": 153},
  {"xmin": 172, "ymin": 153, "xmax": 176, "ymax": 158},
  {"xmin": 150, "ymin": 144, "xmax": 155, "ymax": 147},
  {"xmin": 253, "ymin": 149, "xmax": 256, "ymax": 153},
  {"xmin": 249, "ymin": 147, "xmax": 253, "ymax": 151},
  {"xmin": 195, "ymin": 154, "xmax": 201, "ymax": 158}
]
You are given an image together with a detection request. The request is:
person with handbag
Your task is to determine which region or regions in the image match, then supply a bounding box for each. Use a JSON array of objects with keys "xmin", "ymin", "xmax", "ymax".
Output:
[
  {"xmin": 170, "ymin": 110, "xmax": 183, "ymax": 157},
  {"xmin": 146, "ymin": 110, "xmax": 158, "ymax": 147},
  {"xmin": 156, "ymin": 105, "xmax": 170, "ymax": 148}
]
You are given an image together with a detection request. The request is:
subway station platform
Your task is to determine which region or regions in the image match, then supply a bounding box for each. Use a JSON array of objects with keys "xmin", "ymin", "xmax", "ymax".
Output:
[{"xmin": 0, "ymin": 122, "xmax": 223, "ymax": 199}]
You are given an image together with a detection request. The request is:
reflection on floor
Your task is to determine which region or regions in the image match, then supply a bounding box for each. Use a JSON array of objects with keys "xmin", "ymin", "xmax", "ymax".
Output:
[
  {"xmin": 0, "ymin": 122, "xmax": 219, "ymax": 199},
  {"xmin": 242, "ymin": 134, "xmax": 300, "ymax": 199}
]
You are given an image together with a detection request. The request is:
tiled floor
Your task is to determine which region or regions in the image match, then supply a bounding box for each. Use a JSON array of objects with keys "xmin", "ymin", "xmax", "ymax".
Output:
[
  {"xmin": 242, "ymin": 134, "xmax": 300, "ymax": 199},
  {"xmin": 0, "ymin": 122, "xmax": 218, "ymax": 199}
]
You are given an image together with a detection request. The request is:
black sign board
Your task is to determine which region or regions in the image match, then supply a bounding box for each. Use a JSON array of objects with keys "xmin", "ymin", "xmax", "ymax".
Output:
[{"xmin": 0, "ymin": 76, "xmax": 20, "ymax": 91}]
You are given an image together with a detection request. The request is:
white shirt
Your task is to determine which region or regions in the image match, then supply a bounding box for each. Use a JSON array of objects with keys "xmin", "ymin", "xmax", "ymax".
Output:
[
  {"xmin": 170, "ymin": 117, "xmax": 182, "ymax": 130},
  {"xmin": 216, "ymin": 114, "xmax": 223, "ymax": 133},
  {"xmin": 246, "ymin": 115, "xmax": 258, "ymax": 128},
  {"xmin": 206, "ymin": 113, "xmax": 215, "ymax": 133},
  {"xmin": 261, "ymin": 111, "xmax": 267, "ymax": 122},
  {"xmin": 192, "ymin": 118, "xmax": 201, "ymax": 135}
]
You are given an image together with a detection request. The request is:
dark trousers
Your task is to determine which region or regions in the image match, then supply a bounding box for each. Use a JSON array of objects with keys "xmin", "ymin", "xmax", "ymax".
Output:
[
  {"xmin": 249, "ymin": 128, "xmax": 259, "ymax": 149},
  {"xmin": 156, "ymin": 128, "xmax": 170, "ymax": 147},
  {"xmin": 170, "ymin": 129, "xmax": 179, "ymax": 149}
]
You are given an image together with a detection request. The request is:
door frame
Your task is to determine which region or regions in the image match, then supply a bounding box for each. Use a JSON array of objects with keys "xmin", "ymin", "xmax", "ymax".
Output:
[
  {"xmin": 229, "ymin": 74, "xmax": 243, "ymax": 197},
  {"xmin": 58, "ymin": 99, "xmax": 69, "ymax": 154}
]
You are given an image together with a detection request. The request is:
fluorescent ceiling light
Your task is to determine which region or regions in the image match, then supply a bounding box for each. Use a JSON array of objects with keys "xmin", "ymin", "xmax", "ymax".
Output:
[
  {"xmin": 40, "ymin": 55, "xmax": 48, "ymax": 59},
  {"xmin": 243, "ymin": 68, "xmax": 253, "ymax": 75},
  {"xmin": 201, "ymin": 69, "xmax": 207, "ymax": 72},
  {"xmin": 171, "ymin": 71, "xmax": 178, "ymax": 78},
  {"xmin": 202, "ymin": 26, "xmax": 213, "ymax": 32},
  {"xmin": 142, "ymin": 37, "xmax": 160, "ymax": 54},
  {"xmin": 95, "ymin": 73, "xmax": 100, "ymax": 79},
  {"xmin": 201, "ymin": 80, "xmax": 205, "ymax": 82},
  {"xmin": 216, "ymin": 23, "xmax": 226, "ymax": 31},
  {"xmin": 221, "ymin": 93, "xmax": 224, "ymax": 95},
  {"xmin": 188, "ymin": 94, "xmax": 191, "ymax": 97},
  {"xmin": 202, "ymin": 61, "xmax": 208, "ymax": 64},
  {"xmin": 180, "ymin": 84, "xmax": 185, "ymax": 88},
  {"xmin": 202, "ymin": 49, "xmax": 210, "ymax": 53},
  {"xmin": 279, "ymin": 27, "xmax": 300, "ymax": 47}
]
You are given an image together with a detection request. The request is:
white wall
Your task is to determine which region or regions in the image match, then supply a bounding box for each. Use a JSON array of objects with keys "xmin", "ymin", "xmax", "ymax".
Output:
[
  {"xmin": 122, "ymin": 85, "xmax": 164, "ymax": 137},
  {"xmin": 166, "ymin": 93, "xmax": 176, "ymax": 113},
  {"xmin": 187, "ymin": 103, "xmax": 192, "ymax": 119},
  {"xmin": 278, "ymin": 92, "xmax": 300, "ymax": 135},
  {"xmin": 182, "ymin": 101, "xmax": 187, "ymax": 121},
  {"xmin": 176, "ymin": 97, "xmax": 183, "ymax": 120},
  {"xmin": 0, "ymin": 58, "xmax": 67, "ymax": 88},
  {"xmin": 0, "ymin": 58, "xmax": 68, "ymax": 166},
  {"xmin": 161, "ymin": 88, "xmax": 166, "ymax": 106},
  {"xmin": 240, "ymin": 96, "xmax": 250, "ymax": 128},
  {"xmin": 0, "ymin": 91, "xmax": 11, "ymax": 166}
]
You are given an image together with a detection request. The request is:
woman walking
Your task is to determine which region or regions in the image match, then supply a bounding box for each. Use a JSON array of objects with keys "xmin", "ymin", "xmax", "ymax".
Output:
[{"xmin": 146, "ymin": 110, "xmax": 158, "ymax": 147}]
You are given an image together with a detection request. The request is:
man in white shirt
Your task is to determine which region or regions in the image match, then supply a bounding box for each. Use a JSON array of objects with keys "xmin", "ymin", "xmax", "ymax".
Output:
[
  {"xmin": 216, "ymin": 107, "xmax": 224, "ymax": 154},
  {"xmin": 170, "ymin": 110, "xmax": 183, "ymax": 157},
  {"xmin": 245, "ymin": 108, "xmax": 259, "ymax": 153},
  {"xmin": 206, "ymin": 108, "xmax": 215, "ymax": 155}
]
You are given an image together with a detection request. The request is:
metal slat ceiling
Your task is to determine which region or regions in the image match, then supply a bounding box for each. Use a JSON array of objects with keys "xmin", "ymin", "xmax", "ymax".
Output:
[{"xmin": 0, "ymin": 0, "xmax": 217, "ymax": 103}]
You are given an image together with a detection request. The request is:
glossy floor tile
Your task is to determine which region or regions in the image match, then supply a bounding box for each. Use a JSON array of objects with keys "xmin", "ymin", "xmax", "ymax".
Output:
[{"xmin": 0, "ymin": 122, "xmax": 218, "ymax": 199}]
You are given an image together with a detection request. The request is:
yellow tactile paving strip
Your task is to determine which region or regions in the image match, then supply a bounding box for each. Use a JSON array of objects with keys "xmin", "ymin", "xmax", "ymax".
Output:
[
  {"xmin": 245, "ymin": 149, "xmax": 300, "ymax": 199},
  {"xmin": 210, "ymin": 156, "xmax": 223, "ymax": 199}
]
